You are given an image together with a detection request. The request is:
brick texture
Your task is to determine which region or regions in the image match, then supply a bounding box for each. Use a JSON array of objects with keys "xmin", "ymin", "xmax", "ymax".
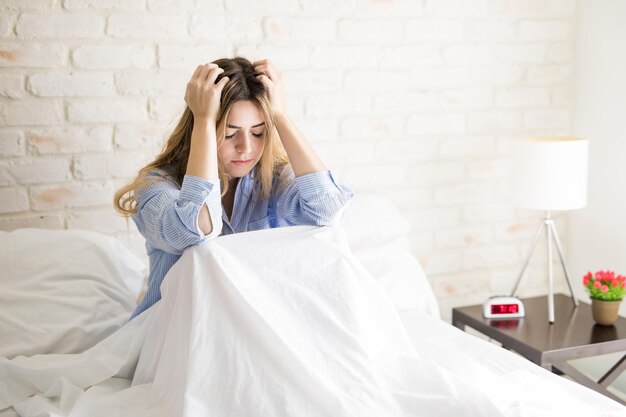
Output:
[{"xmin": 0, "ymin": 0, "xmax": 580, "ymax": 313}]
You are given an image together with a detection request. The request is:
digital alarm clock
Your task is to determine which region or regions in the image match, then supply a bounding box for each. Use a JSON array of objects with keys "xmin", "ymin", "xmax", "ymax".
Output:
[{"xmin": 482, "ymin": 296, "xmax": 525, "ymax": 319}]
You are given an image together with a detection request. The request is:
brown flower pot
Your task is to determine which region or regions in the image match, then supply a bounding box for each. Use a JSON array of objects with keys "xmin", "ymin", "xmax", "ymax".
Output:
[{"xmin": 591, "ymin": 298, "xmax": 622, "ymax": 326}]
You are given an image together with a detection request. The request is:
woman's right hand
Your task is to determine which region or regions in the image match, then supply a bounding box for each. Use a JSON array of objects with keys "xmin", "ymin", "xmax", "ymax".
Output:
[{"xmin": 184, "ymin": 63, "xmax": 229, "ymax": 123}]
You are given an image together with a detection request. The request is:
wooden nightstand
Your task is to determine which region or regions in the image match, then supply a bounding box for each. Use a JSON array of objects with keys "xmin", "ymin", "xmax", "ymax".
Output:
[{"xmin": 452, "ymin": 293, "xmax": 626, "ymax": 405}]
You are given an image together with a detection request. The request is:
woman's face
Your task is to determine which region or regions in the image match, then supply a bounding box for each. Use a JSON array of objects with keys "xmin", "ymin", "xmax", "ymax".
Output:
[{"xmin": 219, "ymin": 100, "xmax": 267, "ymax": 180}]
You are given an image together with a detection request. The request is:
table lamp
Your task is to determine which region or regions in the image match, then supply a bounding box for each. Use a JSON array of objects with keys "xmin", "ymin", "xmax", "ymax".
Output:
[{"xmin": 511, "ymin": 137, "xmax": 589, "ymax": 323}]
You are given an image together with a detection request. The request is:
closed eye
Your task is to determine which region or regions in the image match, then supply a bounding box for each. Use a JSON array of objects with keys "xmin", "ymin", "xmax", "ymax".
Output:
[{"xmin": 225, "ymin": 131, "xmax": 265, "ymax": 139}]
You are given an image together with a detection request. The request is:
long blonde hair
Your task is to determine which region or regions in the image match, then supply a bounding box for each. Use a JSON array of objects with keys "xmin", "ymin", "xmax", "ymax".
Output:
[{"xmin": 114, "ymin": 57, "xmax": 288, "ymax": 217}]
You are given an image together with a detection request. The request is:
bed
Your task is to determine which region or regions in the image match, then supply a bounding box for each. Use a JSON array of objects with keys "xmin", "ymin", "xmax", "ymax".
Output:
[{"xmin": 0, "ymin": 194, "xmax": 624, "ymax": 417}]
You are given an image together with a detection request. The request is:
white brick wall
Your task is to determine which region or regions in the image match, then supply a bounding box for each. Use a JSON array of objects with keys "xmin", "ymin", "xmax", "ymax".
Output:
[
  {"xmin": 73, "ymin": 45, "xmax": 155, "ymax": 70},
  {"xmin": 67, "ymin": 98, "xmax": 149, "ymax": 123},
  {"xmin": 28, "ymin": 73, "xmax": 115, "ymax": 97},
  {"xmin": 27, "ymin": 127, "xmax": 112, "ymax": 154},
  {"xmin": 0, "ymin": 99, "xmax": 64, "ymax": 126},
  {"xmin": 0, "ymin": 0, "xmax": 581, "ymax": 319},
  {"xmin": 0, "ymin": 74, "xmax": 24, "ymax": 98},
  {"xmin": 16, "ymin": 13, "xmax": 105, "ymax": 38},
  {"xmin": 0, "ymin": 130, "xmax": 24, "ymax": 156}
]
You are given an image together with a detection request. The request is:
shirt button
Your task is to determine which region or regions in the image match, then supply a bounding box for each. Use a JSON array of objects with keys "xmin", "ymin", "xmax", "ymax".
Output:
[{"xmin": 201, "ymin": 191, "xmax": 208, "ymax": 196}]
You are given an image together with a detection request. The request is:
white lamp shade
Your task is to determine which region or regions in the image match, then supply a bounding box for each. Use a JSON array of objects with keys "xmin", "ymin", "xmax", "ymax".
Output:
[{"xmin": 514, "ymin": 137, "xmax": 588, "ymax": 211}]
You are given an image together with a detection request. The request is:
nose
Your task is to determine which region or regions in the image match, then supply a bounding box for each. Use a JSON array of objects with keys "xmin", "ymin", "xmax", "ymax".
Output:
[{"xmin": 236, "ymin": 132, "xmax": 252, "ymax": 154}]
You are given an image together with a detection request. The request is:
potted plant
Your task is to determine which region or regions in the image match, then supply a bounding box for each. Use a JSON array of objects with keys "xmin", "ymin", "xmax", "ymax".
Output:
[{"xmin": 583, "ymin": 270, "xmax": 626, "ymax": 325}]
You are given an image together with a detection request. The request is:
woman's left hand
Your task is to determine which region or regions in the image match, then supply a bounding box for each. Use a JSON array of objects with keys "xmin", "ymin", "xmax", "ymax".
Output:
[{"xmin": 253, "ymin": 59, "xmax": 286, "ymax": 116}]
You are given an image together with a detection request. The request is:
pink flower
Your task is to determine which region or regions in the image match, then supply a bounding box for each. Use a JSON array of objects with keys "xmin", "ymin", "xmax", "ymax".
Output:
[{"xmin": 583, "ymin": 270, "xmax": 626, "ymax": 300}]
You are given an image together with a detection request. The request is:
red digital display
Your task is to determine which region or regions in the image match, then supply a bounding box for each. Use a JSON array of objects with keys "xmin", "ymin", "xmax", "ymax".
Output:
[{"xmin": 490, "ymin": 304, "xmax": 519, "ymax": 315}]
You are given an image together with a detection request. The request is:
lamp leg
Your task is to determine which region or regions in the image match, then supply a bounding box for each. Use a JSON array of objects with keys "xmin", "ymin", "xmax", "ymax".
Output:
[
  {"xmin": 548, "ymin": 221, "xmax": 579, "ymax": 307},
  {"xmin": 511, "ymin": 221, "xmax": 544, "ymax": 297},
  {"xmin": 546, "ymin": 219, "xmax": 555, "ymax": 323}
]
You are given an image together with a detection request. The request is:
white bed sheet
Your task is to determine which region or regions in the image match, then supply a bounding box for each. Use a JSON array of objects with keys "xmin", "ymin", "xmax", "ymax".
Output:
[
  {"xmin": 398, "ymin": 309, "xmax": 626, "ymax": 416},
  {"xmin": 0, "ymin": 407, "xmax": 17, "ymax": 417},
  {"xmin": 1, "ymin": 226, "xmax": 624, "ymax": 417},
  {"xmin": 340, "ymin": 193, "xmax": 440, "ymax": 318},
  {"xmin": 0, "ymin": 229, "xmax": 145, "ymax": 360}
]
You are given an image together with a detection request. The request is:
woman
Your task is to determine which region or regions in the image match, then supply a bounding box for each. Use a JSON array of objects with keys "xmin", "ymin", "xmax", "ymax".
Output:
[{"xmin": 114, "ymin": 57, "xmax": 353, "ymax": 320}]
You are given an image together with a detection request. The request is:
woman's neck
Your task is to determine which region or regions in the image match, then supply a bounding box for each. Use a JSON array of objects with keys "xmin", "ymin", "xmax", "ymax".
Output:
[
  {"xmin": 222, "ymin": 177, "xmax": 241, "ymax": 221},
  {"xmin": 228, "ymin": 177, "xmax": 240, "ymax": 190}
]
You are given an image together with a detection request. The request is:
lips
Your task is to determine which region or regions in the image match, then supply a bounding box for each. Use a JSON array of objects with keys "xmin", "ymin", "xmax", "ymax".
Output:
[{"xmin": 232, "ymin": 159, "xmax": 252, "ymax": 166}]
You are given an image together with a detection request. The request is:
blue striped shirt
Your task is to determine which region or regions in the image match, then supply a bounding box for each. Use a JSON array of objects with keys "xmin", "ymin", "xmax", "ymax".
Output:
[{"xmin": 129, "ymin": 164, "xmax": 353, "ymax": 320}]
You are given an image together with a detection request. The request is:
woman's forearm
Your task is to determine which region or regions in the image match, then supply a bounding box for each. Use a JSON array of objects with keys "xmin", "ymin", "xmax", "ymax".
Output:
[
  {"xmin": 274, "ymin": 112, "xmax": 327, "ymax": 177},
  {"xmin": 186, "ymin": 118, "xmax": 219, "ymax": 235},
  {"xmin": 186, "ymin": 118, "xmax": 219, "ymax": 180}
]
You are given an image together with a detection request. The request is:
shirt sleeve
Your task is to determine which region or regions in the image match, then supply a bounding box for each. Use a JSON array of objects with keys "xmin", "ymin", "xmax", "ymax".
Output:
[
  {"xmin": 134, "ymin": 173, "xmax": 222, "ymax": 255},
  {"xmin": 273, "ymin": 165, "xmax": 354, "ymax": 227}
]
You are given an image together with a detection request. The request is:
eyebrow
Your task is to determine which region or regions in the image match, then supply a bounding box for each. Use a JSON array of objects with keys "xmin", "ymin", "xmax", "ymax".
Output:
[{"xmin": 226, "ymin": 122, "xmax": 266, "ymax": 129}]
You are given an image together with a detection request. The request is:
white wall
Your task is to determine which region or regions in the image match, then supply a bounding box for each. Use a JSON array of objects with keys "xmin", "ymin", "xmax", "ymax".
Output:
[
  {"xmin": 568, "ymin": 0, "xmax": 626, "ymax": 398},
  {"xmin": 0, "ymin": 0, "xmax": 580, "ymax": 319},
  {"xmin": 570, "ymin": 0, "xmax": 626, "ymax": 313}
]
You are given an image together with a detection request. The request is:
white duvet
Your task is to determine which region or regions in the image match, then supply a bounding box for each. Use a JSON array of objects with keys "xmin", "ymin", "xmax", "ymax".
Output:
[{"xmin": 1, "ymin": 226, "xmax": 624, "ymax": 416}]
